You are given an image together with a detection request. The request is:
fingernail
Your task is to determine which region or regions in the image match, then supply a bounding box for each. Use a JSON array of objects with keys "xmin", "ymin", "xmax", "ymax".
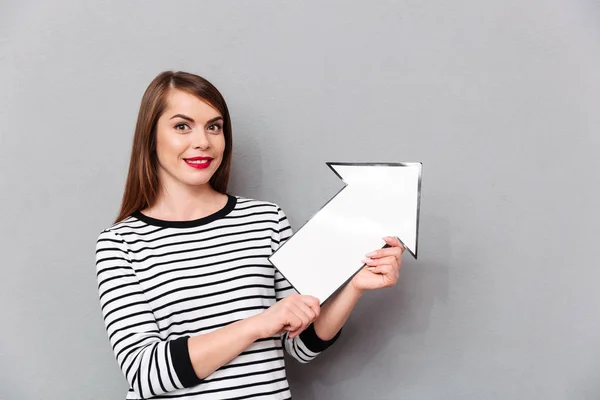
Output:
[
  {"xmin": 362, "ymin": 258, "xmax": 372, "ymax": 264},
  {"xmin": 367, "ymin": 267, "xmax": 375, "ymax": 270},
  {"xmin": 365, "ymin": 251, "xmax": 376, "ymax": 257}
]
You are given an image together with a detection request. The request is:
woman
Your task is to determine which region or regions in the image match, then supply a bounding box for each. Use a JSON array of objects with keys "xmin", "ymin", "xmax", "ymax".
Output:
[{"xmin": 95, "ymin": 71, "xmax": 405, "ymax": 399}]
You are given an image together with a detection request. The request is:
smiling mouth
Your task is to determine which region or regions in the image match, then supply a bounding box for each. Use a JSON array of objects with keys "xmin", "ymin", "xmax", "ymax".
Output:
[
  {"xmin": 184, "ymin": 157, "xmax": 213, "ymax": 169},
  {"xmin": 185, "ymin": 159, "xmax": 210, "ymax": 164}
]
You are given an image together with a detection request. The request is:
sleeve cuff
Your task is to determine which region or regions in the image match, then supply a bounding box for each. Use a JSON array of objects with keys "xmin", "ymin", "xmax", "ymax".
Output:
[
  {"xmin": 299, "ymin": 323, "xmax": 342, "ymax": 353},
  {"xmin": 170, "ymin": 336, "xmax": 202, "ymax": 388}
]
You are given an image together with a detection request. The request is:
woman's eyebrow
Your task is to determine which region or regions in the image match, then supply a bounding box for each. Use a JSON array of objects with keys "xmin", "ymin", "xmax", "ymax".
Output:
[
  {"xmin": 170, "ymin": 114, "xmax": 194, "ymax": 122},
  {"xmin": 206, "ymin": 116, "xmax": 224, "ymax": 124},
  {"xmin": 169, "ymin": 114, "xmax": 223, "ymax": 124}
]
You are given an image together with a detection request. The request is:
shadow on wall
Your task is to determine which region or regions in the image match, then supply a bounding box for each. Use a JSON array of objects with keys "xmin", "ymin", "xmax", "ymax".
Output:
[
  {"xmin": 227, "ymin": 123, "xmax": 264, "ymax": 199},
  {"xmin": 286, "ymin": 212, "xmax": 451, "ymax": 399}
]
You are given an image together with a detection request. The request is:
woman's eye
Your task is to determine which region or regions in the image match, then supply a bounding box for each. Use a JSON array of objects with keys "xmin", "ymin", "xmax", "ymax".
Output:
[
  {"xmin": 174, "ymin": 123, "xmax": 190, "ymax": 131},
  {"xmin": 208, "ymin": 124, "xmax": 223, "ymax": 133}
]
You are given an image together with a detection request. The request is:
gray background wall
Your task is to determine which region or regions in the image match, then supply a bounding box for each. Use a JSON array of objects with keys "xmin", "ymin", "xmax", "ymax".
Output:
[{"xmin": 1, "ymin": 1, "xmax": 599, "ymax": 399}]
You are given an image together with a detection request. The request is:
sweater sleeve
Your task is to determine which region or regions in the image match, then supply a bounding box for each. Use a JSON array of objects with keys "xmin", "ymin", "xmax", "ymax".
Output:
[
  {"xmin": 95, "ymin": 230, "xmax": 201, "ymax": 399},
  {"xmin": 271, "ymin": 206, "xmax": 342, "ymax": 363}
]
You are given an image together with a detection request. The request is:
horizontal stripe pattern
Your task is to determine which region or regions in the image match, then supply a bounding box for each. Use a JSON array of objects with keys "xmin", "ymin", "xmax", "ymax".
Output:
[{"xmin": 96, "ymin": 197, "xmax": 335, "ymax": 399}]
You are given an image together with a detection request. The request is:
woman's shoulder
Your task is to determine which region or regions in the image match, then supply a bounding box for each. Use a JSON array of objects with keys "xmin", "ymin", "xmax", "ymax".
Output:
[
  {"xmin": 232, "ymin": 195, "xmax": 289, "ymax": 220},
  {"xmin": 96, "ymin": 214, "xmax": 142, "ymax": 242},
  {"xmin": 233, "ymin": 195, "xmax": 283, "ymax": 210}
]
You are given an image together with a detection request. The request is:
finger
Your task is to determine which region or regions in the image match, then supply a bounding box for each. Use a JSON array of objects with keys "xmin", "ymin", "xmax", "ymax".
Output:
[
  {"xmin": 283, "ymin": 294, "xmax": 318, "ymax": 327},
  {"xmin": 285, "ymin": 313, "xmax": 303, "ymax": 333},
  {"xmin": 366, "ymin": 264, "xmax": 395, "ymax": 276},
  {"xmin": 288, "ymin": 318, "xmax": 316, "ymax": 338},
  {"xmin": 287, "ymin": 304, "xmax": 315, "ymax": 338},
  {"xmin": 288, "ymin": 303, "xmax": 312, "ymax": 330},
  {"xmin": 368, "ymin": 264, "xmax": 399, "ymax": 286},
  {"xmin": 362, "ymin": 255, "xmax": 398, "ymax": 267},
  {"xmin": 365, "ymin": 247, "xmax": 403, "ymax": 260},
  {"xmin": 288, "ymin": 327, "xmax": 305, "ymax": 339},
  {"xmin": 383, "ymin": 236, "xmax": 406, "ymax": 253},
  {"xmin": 299, "ymin": 296, "xmax": 321, "ymax": 318},
  {"xmin": 293, "ymin": 300, "xmax": 318, "ymax": 322},
  {"xmin": 300, "ymin": 295, "xmax": 321, "ymax": 309}
]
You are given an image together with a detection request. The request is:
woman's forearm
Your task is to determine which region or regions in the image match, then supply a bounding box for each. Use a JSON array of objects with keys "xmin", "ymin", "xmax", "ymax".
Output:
[
  {"xmin": 313, "ymin": 283, "xmax": 363, "ymax": 341},
  {"xmin": 188, "ymin": 315, "xmax": 262, "ymax": 379}
]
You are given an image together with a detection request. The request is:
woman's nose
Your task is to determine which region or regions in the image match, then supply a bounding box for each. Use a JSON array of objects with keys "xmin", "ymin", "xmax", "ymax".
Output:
[{"xmin": 191, "ymin": 130, "xmax": 210, "ymax": 150}]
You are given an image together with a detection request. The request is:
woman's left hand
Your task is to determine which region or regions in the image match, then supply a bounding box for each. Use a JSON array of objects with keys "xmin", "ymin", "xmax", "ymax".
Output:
[{"xmin": 351, "ymin": 236, "xmax": 405, "ymax": 292}]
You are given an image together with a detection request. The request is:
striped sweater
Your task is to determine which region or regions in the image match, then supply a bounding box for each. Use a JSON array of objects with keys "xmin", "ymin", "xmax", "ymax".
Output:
[{"xmin": 95, "ymin": 195, "xmax": 340, "ymax": 399}]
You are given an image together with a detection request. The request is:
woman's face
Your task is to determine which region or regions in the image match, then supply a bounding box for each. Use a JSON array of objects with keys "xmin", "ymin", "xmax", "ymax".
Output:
[{"xmin": 154, "ymin": 89, "xmax": 226, "ymax": 191}]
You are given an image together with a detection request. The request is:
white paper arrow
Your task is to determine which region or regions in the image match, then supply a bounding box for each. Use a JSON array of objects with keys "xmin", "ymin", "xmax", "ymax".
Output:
[{"xmin": 269, "ymin": 162, "xmax": 422, "ymax": 304}]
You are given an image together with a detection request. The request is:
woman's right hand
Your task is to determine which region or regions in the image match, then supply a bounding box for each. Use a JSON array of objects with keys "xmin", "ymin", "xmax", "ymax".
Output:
[{"xmin": 255, "ymin": 294, "xmax": 321, "ymax": 339}]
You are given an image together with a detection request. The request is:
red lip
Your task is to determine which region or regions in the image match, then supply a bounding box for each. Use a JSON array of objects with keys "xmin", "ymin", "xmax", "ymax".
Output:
[
  {"xmin": 185, "ymin": 156, "xmax": 213, "ymax": 161},
  {"xmin": 184, "ymin": 156, "xmax": 213, "ymax": 169}
]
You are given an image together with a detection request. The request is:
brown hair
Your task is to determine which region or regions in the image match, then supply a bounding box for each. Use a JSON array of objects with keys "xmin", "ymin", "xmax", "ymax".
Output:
[{"xmin": 114, "ymin": 71, "xmax": 233, "ymax": 223}]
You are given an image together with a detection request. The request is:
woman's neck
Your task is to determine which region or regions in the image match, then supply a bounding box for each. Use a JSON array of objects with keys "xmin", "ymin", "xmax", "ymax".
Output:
[{"xmin": 143, "ymin": 181, "xmax": 229, "ymax": 222}]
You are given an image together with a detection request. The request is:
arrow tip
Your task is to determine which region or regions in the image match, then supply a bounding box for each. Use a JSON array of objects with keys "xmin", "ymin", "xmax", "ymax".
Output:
[{"xmin": 327, "ymin": 162, "xmax": 422, "ymax": 259}]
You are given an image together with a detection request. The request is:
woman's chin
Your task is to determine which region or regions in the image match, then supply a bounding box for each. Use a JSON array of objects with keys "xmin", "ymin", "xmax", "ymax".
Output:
[{"xmin": 178, "ymin": 178, "xmax": 213, "ymax": 189}]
